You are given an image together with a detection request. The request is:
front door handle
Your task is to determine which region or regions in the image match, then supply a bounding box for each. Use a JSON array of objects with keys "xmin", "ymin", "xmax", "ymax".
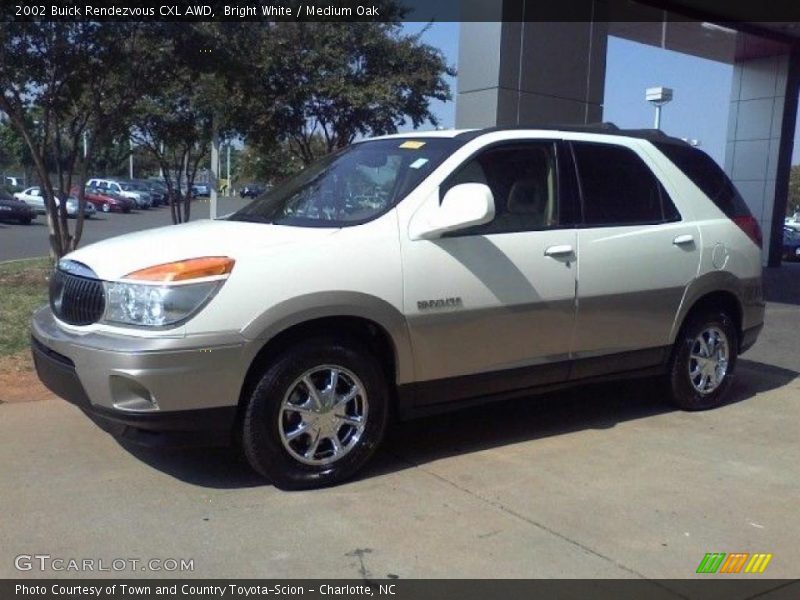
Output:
[
  {"xmin": 673, "ymin": 234, "xmax": 695, "ymax": 246},
  {"xmin": 544, "ymin": 245, "xmax": 574, "ymax": 257}
]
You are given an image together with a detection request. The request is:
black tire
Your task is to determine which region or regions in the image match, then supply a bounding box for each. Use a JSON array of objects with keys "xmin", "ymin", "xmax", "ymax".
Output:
[
  {"xmin": 18, "ymin": 216, "xmax": 32, "ymax": 225},
  {"xmin": 668, "ymin": 308, "xmax": 738, "ymax": 411},
  {"xmin": 241, "ymin": 337, "xmax": 389, "ymax": 490}
]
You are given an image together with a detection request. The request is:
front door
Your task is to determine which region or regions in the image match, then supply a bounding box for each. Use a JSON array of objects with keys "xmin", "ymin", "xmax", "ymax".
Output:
[{"xmin": 401, "ymin": 141, "xmax": 579, "ymax": 406}]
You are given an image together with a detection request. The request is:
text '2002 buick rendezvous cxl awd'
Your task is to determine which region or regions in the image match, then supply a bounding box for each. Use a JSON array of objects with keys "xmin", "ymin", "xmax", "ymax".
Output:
[{"xmin": 32, "ymin": 124, "xmax": 764, "ymax": 489}]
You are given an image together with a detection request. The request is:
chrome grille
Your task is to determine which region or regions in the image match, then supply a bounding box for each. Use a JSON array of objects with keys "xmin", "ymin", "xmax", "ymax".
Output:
[{"xmin": 50, "ymin": 266, "xmax": 105, "ymax": 326}]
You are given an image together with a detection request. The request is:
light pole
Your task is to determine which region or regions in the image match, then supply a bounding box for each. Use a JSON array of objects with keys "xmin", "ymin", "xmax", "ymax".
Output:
[
  {"xmin": 646, "ymin": 86, "xmax": 673, "ymax": 129},
  {"xmin": 226, "ymin": 142, "xmax": 231, "ymax": 196}
]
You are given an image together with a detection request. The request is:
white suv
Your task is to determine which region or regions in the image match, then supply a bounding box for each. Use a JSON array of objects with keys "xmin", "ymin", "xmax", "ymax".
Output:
[{"xmin": 32, "ymin": 125, "xmax": 764, "ymax": 489}]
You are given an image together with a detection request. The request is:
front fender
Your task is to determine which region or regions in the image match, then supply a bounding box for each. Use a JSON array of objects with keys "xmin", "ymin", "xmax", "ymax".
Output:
[{"xmin": 241, "ymin": 292, "xmax": 414, "ymax": 385}]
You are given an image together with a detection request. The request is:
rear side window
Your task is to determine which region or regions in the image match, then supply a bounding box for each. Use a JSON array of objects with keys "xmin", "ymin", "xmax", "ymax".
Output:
[
  {"xmin": 653, "ymin": 142, "xmax": 753, "ymax": 218},
  {"xmin": 572, "ymin": 142, "xmax": 679, "ymax": 226}
]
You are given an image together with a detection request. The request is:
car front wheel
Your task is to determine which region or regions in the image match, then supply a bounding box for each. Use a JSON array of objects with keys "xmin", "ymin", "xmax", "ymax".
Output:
[
  {"xmin": 668, "ymin": 308, "xmax": 738, "ymax": 411},
  {"xmin": 241, "ymin": 338, "xmax": 389, "ymax": 490},
  {"xmin": 102, "ymin": 203, "xmax": 110, "ymax": 213}
]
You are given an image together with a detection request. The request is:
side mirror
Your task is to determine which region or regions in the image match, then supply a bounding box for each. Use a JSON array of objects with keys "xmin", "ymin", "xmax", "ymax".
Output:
[{"xmin": 410, "ymin": 183, "xmax": 495, "ymax": 240}]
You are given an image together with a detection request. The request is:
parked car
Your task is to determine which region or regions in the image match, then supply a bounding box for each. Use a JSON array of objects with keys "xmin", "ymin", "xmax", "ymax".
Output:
[
  {"xmin": 33, "ymin": 125, "xmax": 765, "ymax": 490},
  {"xmin": 131, "ymin": 179, "xmax": 166, "ymax": 206},
  {"xmin": 15, "ymin": 187, "xmax": 96, "ymax": 218},
  {"xmin": 0, "ymin": 190, "xmax": 35, "ymax": 224},
  {"xmin": 240, "ymin": 183, "xmax": 266, "ymax": 198},
  {"xmin": 73, "ymin": 186, "xmax": 133, "ymax": 213},
  {"xmin": 4, "ymin": 175, "xmax": 24, "ymax": 191},
  {"xmin": 87, "ymin": 178, "xmax": 152, "ymax": 209},
  {"xmin": 64, "ymin": 196, "xmax": 97, "ymax": 219},
  {"xmin": 191, "ymin": 183, "xmax": 210, "ymax": 198},
  {"xmin": 14, "ymin": 186, "xmax": 48, "ymax": 214},
  {"xmin": 783, "ymin": 226, "xmax": 800, "ymax": 261}
]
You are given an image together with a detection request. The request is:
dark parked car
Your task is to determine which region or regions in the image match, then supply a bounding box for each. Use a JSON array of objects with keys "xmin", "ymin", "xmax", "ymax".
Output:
[
  {"xmin": 240, "ymin": 183, "xmax": 266, "ymax": 198},
  {"xmin": 0, "ymin": 190, "xmax": 35, "ymax": 224},
  {"xmin": 191, "ymin": 183, "xmax": 211, "ymax": 198},
  {"xmin": 133, "ymin": 179, "xmax": 167, "ymax": 206},
  {"xmin": 784, "ymin": 226, "xmax": 800, "ymax": 261}
]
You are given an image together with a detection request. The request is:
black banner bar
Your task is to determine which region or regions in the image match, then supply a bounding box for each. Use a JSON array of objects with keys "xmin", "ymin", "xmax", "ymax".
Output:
[
  {"xmin": 3, "ymin": 579, "xmax": 800, "ymax": 600},
  {"xmin": 5, "ymin": 0, "xmax": 800, "ymax": 23}
]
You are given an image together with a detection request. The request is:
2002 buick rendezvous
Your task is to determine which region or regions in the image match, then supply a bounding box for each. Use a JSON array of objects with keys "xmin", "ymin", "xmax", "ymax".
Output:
[{"xmin": 32, "ymin": 125, "xmax": 764, "ymax": 489}]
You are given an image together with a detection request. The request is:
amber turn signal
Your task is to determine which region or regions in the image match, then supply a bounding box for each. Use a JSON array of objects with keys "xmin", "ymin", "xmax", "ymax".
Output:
[{"xmin": 124, "ymin": 257, "xmax": 235, "ymax": 282}]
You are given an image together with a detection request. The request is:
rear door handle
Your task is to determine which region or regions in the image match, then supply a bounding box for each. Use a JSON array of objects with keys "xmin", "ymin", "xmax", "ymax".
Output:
[
  {"xmin": 544, "ymin": 245, "xmax": 574, "ymax": 257},
  {"xmin": 673, "ymin": 234, "xmax": 695, "ymax": 246}
]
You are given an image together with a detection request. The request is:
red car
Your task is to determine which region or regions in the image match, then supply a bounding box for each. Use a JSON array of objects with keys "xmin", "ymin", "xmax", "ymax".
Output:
[{"xmin": 70, "ymin": 187, "xmax": 134, "ymax": 213}]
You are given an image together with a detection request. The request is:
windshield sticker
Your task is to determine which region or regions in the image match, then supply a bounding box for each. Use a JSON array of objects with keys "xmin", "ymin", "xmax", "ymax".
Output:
[
  {"xmin": 409, "ymin": 158, "xmax": 429, "ymax": 169},
  {"xmin": 399, "ymin": 140, "xmax": 426, "ymax": 149}
]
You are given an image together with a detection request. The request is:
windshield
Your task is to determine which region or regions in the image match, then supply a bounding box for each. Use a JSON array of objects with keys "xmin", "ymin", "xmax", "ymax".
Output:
[{"xmin": 230, "ymin": 137, "xmax": 461, "ymax": 227}]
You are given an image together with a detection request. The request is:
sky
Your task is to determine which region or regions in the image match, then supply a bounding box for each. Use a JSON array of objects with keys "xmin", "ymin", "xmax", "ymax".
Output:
[{"xmin": 401, "ymin": 22, "xmax": 800, "ymax": 167}]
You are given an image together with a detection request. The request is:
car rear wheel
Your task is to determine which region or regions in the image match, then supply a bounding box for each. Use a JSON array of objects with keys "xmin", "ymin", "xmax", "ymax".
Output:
[
  {"xmin": 241, "ymin": 337, "xmax": 389, "ymax": 490},
  {"xmin": 668, "ymin": 308, "xmax": 738, "ymax": 411},
  {"xmin": 102, "ymin": 203, "xmax": 110, "ymax": 213},
  {"xmin": 18, "ymin": 216, "xmax": 31, "ymax": 225}
]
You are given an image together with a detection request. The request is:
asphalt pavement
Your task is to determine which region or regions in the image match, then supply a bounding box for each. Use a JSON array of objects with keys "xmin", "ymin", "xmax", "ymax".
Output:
[
  {"xmin": 0, "ymin": 288, "xmax": 798, "ymax": 582},
  {"xmin": 0, "ymin": 197, "xmax": 250, "ymax": 261},
  {"xmin": 1, "ymin": 207, "xmax": 798, "ymax": 583}
]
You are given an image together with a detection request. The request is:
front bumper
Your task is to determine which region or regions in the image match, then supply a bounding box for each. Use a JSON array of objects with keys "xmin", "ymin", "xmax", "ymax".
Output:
[{"xmin": 31, "ymin": 307, "xmax": 255, "ymax": 446}]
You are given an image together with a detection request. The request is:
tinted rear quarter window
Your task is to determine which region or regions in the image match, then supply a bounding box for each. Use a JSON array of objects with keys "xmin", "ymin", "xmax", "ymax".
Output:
[
  {"xmin": 571, "ymin": 142, "xmax": 678, "ymax": 226},
  {"xmin": 653, "ymin": 142, "xmax": 752, "ymax": 218}
]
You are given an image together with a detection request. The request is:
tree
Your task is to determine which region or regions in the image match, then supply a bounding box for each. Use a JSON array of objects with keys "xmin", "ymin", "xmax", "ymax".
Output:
[
  {"xmin": 230, "ymin": 19, "xmax": 454, "ymax": 168},
  {"xmin": 788, "ymin": 164, "xmax": 800, "ymax": 217},
  {"xmin": 0, "ymin": 22, "xmax": 155, "ymax": 257},
  {"xmin": 131, "ymin": 24, "xmax": 235, "ymax": 223}
]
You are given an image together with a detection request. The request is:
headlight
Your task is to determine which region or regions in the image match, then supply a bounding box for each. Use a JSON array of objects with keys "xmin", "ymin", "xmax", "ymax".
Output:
[
  {"xmin": 103, "ymin": 280, "xmax": 222, "ymax": 327},
  {"xmin": 102, "ymin": 256, "xmax": 235, "ymax": 327}
]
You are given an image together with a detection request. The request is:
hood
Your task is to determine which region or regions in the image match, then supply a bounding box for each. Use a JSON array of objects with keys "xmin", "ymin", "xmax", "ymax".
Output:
[{"xmin": 64, "ymin": 219, "xmax": 339, "ymax": 280}]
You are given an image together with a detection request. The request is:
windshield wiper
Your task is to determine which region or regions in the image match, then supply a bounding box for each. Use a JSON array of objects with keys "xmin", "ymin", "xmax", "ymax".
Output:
[{"xmin": 227, "ymin": 213, "xmax": 272, "ymax": 224}]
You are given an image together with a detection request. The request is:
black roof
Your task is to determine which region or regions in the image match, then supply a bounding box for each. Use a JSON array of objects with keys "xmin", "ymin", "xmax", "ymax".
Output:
[{"xmin": 454, "ymin": 122, "xmax": 691, "ymax": 147}]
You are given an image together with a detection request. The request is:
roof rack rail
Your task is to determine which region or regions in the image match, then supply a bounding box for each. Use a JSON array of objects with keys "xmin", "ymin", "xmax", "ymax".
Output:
[{"xmin": 455, "ymin": 122, "xmax": 690, "ymax": 146}]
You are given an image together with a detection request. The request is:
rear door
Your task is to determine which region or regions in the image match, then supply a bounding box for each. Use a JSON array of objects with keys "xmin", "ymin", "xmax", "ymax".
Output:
[{"xmin": 569, "ymin": 141, "xmax": 701, "ymax": 377}]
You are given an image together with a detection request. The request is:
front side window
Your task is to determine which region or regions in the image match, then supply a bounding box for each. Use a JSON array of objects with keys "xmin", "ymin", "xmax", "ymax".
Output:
[
  {"xmin": 572, "ymin": 142, "xmax": 679, "ymax": 226},
  {"xmin": 230, "ymin": 138, "xmax": 461, "ymax": 227},
  {"xmin": 441, "ymin": 142, "xmax": 562, "ymax": 235}
]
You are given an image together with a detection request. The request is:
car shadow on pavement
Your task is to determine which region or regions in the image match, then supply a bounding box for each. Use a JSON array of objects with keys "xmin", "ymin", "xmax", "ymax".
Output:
[
  {"xmin": 117, "ymin": 443, "xmax": 265, "ymax": 489},
  {"xmin": 113, "ymin": 359, "xmax": 797, "ymax": 489},
  {"xmin": 363, "ymin": 359, "xmax": 798, "ymax": 481}
]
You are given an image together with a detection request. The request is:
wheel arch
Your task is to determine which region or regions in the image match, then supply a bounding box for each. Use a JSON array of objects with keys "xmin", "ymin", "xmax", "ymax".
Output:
[
  {"xmin": 237, "ymin": 292, "xmax": 412, "ymax": 410},
  {"xmin": 671, "ymin": 273, "xmax": 745, "ymax": 348}
]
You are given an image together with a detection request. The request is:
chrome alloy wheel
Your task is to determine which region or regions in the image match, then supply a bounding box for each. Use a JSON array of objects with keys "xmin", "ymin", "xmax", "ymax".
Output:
[
  {"xmin": 278, "ymin": 365, "xmax": 368, "ymax": 466},
  {"xmin": 688, "ymin": 326, "xmax": 729, "ymax": 394}
]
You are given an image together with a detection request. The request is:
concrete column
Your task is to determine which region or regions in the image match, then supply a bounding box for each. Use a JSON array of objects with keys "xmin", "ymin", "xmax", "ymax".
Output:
[
  {"xmin": 456, "ymin": 1, "xmax": 608, "ymax": 128},
  {"xmin": 725, "ymin": 51, "xmax": 800, "ymax": 266}
]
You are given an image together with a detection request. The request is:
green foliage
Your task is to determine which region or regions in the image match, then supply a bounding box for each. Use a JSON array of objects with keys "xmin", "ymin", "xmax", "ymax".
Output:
[
  {"xmin": 1, "ymin": 13, "xmax": 454, "ymax": 238},
  {"xmin": 788, "ymin": 164, "xmax": 800, "ymax": 217},
  {"xmin": 229, "ymin": 19, "xmax": 454, "ymax": 166}
]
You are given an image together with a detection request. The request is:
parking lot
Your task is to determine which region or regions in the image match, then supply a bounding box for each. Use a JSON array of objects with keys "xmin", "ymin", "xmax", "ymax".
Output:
[
  {"xmin": 0, "ymin": 261, "xmax": 798, "ymax": 584},
  {"xmin": 0, "ymin": 197, "xmax": 250, "ymax": 261}
]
